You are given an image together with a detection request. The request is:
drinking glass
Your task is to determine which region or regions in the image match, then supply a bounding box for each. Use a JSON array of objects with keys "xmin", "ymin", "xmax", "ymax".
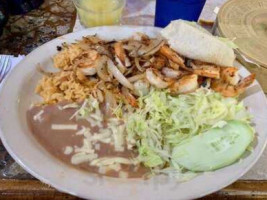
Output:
[
  {"xmin": 73, "ymin": 0, "xmax": 126, "ymax": 27},
  {"xmin": 155, "ymin": 0, "xmax": 206, "ymax": 27}
]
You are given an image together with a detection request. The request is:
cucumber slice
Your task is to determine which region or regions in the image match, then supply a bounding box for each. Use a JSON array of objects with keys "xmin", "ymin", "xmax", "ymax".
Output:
[{"xmin": 172, "ymin": 120, "xmax": 255, "ymax": 172}]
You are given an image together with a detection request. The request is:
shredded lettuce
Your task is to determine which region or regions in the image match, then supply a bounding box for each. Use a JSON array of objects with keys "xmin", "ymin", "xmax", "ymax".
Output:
[
  {"xmin": 73, "ymin": 89, "xmax": 252, "ymax": 180},
  {"xmin": 125, "ymin": 88, "xmax": 252, "ymax": 172}
]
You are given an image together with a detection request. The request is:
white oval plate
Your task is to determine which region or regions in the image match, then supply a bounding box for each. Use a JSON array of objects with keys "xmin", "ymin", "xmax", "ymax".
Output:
[{"xmin": 0, "ymin": 26, "xmax": 267, "ymax": 200}]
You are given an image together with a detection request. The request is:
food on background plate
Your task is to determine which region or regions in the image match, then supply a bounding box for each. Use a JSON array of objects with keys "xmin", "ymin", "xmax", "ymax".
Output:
[{"xmin": 28, "ymin": 20, "xmax": 256, "ymax": 180}]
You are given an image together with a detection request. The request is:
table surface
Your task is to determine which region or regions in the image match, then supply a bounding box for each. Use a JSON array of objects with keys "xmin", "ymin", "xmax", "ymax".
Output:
[{"xmin": 1, "ymin": 0, "xmax": 267, "ymax": 199}]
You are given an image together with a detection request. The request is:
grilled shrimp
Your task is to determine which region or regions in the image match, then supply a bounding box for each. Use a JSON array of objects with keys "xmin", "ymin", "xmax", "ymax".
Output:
[
  {"xmin": 159, "ymin": 45, "xmax": 189, "ymax": 71},
  {"xmin": 170, "ymin": 74, "xmax": 199, "ymax": 94},
  {"xmin": 151, "ymin": 56, "xmax": 167, "ymax": 69},
  {"xmin": 114, "ymin": 42, "xmax": 131, "ymax": 68},
  {"xmin": 190, "ymin": 61, "xmax": 220, "ymax": 79},
  {"xmin": 220, "ymin": 67, "xmax": 240, "ymax": 86},
  {"xmin": 74, "ymin": 50, "xmax": 99, "ymax": 75},
  {"xmin": 211, "ymin": 74, "xmax": 255, "ymax": 97}
]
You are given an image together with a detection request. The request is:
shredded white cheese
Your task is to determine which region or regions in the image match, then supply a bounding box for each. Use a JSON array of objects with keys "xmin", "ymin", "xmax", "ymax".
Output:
[
  {"xmin": 76, "ymin": 126, "xmax": 90, "ymax": 136},
  {"xmin": 58, "ymin": 103, "xmax": 79, "ymax": 110},
  {"xmin": 64, "ymin": 146, "xmax": 73, "ymax": 155},
  {"xmin": 33, "ymin": 110, "xmax": 44, "ymax": 122},
  {"xmin": 133, "ymin": 165, "xmax": 140, "ymax": 172},
  {"xmin": 91, "ymin": 130, "xmax": 112, "ymax": 143},
  {"xmin": 108, "ymin": 163, "xmax": 121, "ymax": 172},
  {"xmin": 86, "ymin": 117, "xmax": 102, "ymax": 128},
  {"xmin": 94, "ymin": 143, "xmax": 100, "ymax": 151},
  {"xmin": 109, "ymin": 120, "xmax": 125, "ymax": 152},
  {"xmin": 119, "ymin": 171, "xmax": 129, "ymax": 179},
  {"xmin": 51, "ymin": 124, "xmax": 78, "ymax": 130},
  {"xmin": 90, "ymin": 157, "xmax": 133, "ymax": 166},
  {"xmin": 71, "ymin": 152, "xmax": 98, "ymax": 165},
  {"xmin": 75, "ymin": 139, "xmax": 95, "ymax": 154},
  {"xmin": 98, "ymin": 166, "xmax": 107, "ymax": 174}
]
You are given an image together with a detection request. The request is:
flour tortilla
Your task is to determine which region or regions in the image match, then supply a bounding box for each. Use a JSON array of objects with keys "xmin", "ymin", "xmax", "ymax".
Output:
[{"xmin": 161, "ymin": 20, "xmax": 235, "ymax": 67}]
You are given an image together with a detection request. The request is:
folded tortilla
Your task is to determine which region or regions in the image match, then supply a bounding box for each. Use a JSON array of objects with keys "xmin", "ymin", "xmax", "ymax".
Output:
[{"xmin": 161, "ymin": 20, "xmax": 235, "ymax": 67}]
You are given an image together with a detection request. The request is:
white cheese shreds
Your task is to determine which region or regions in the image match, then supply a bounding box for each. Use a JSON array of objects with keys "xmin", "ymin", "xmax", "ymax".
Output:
[
  {"xmin": 86, "ymin": 117, "xmax": 102, "ymax": 128},
  {"xmin": 119, "ymin": 171, "xmax": 129, "ymax": 178},
  {"xmin": 58, "ymin": 103, "xmax": 79, "ymax": 110},
  {"xmin": 90, "ymin": 113, "xmax": 103, "ymax": 121},
  {"xmin": 33, "ymin": 110, "xmax": 44, "ymax": 122},
  {"xmin": 94, "ymin": 143, "xmax": 101, "ymax": 151},
  {"xmin": 133, "ymin": 165, "xmax": 140, "ymax": 172},
  {"xmin": 75, "ymin": 139, "xmax": 94, "ymax": 154},
  {"xmin": 75, "ymin": 126, "xmax": 89, "ymax": 136},
  {"xmin": 108, "ymin": 118, "xmax": 122, "ymax": 125},
  {"xmin": 91, "ymin": 130, "xmax": 112, "ymax": 143},
  {"xmin": 108, "ymin": 163, "xmax": 121, "ymax": 172},
  {"xmin": 110, "ymin": 124, "xmax": 125, "ymax": 152},
  {"xmin": 71, "ymin": 152, "xmax": 98, "ymax": 165},
  {"xmin": 90, "ymin": 157, "xmax": 134, "ymax": 166},
  {"xmin": 51, "ymin": 124, "xmax": 78, "ymax": 130},
  {"xmin": 64, "ymin": 146, "xmax": 73, "ymax": 155},
  {"xmin": 69, "ymin": 99, "xmax": 89, "ymax": 120},
  {"xmin": 98, "ymin": 166, "xmax": 107, "ymax": 174}
]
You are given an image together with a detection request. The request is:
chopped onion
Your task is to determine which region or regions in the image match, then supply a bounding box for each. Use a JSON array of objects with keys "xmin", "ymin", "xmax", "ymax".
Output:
[
  {"xmin": 141, "ymin": 40, "xmax": 165, "ymax": 57},
  {"xmin": 80, "ymin": 67, "xmax": 97, "ymax": 76},
  {"xmin": 96, "ymin": 89, "xmax": 104, "ymax": 103},
  {"xmin": 143, "ymin": 60, "xmax": 151, "ymax": 67},
  {"xmin": 146, "ymin": 68, "xmax": 169, "ymax": 89},
  {"xmin": 128, "ymin": 73, "xmax": 145, "ymax": 83},
  {"xmin": 134, "ymin": 57, "xmax": 145, "ymax": 72},
  {"xmin": 125, "ymin": 56, "xmax": 131, "ymax": 67},
  {"xmin": 107, "ymin": 59, "xmax": 134, "ymax": 90},
  {"xmin": 71, "ymin": 152, "xmax": 98, "ymax": 165},
  {"xmin": 95, "ymin": 56, "xmax": 111, "ymax": 81},
  {"xmin": 115, "ymin": 55, "xmax": 126, "ymax": 73},
  {"xmin": 124, "ymin": 66, "xmax": 134, "ymax": 76},
  {"xmin": 93, "ymin": 45, "xmax": 112, "ymax": 58},
  {"xmin": 121, "ymin": 86, "xmax": 138, "ymax": 107}
]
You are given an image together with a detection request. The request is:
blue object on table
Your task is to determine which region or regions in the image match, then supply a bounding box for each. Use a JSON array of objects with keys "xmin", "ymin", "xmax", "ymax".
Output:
[{"xmin": 155, "ymin": 0, "xmax": 206, "ymax": 27}]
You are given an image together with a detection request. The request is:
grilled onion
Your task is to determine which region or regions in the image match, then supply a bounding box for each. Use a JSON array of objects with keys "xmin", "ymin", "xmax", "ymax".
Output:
[
  {"xmin": 146, "ymin": 68, "xmax": 169, "ymax": 89},
  {"xmin": 107, "ymin": 59, "xmax": 134, "ymax": 90}
]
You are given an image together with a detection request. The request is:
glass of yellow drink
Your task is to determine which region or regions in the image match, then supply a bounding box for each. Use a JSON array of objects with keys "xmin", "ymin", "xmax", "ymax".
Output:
[{"xmin": 73, "ymin": 0, "xmax": 126, "ymax": 27}]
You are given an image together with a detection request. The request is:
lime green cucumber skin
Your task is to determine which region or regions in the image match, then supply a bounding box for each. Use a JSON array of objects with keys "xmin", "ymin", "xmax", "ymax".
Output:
[{"xmin": 172, "ymin": 120, "xmax": 255, "ymax": 172}]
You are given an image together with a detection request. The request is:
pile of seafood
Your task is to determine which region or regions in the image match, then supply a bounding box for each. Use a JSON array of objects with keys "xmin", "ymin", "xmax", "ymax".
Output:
[{"xmin": 36, "ymin": 33, "xmax": 255, "ymax": 106}]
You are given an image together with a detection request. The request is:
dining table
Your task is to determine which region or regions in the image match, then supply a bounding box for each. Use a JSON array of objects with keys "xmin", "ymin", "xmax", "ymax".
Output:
[{"xmin": 0, "ymin": 0, "xmax": 267, "ymax": 199}]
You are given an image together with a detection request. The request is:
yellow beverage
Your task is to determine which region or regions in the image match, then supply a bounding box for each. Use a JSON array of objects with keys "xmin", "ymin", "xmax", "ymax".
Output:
[{"xmin": 74, "ymin": 0, "xmax": 125, "ymax": 27}]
